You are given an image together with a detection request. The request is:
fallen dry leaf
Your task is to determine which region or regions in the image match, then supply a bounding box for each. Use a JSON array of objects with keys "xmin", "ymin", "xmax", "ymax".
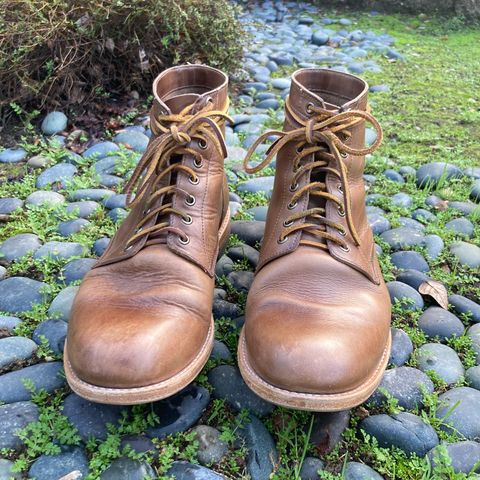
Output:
[
  {"xmin": 58, "ymin": 471, "xmax": 83, "ymax": 480},
  {"xmin": 419, "ymin": 280, "xmax": 449, "ymax": 309}
]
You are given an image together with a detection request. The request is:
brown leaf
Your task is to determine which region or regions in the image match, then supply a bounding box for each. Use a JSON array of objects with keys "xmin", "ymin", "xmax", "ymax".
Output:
[
  {"xmin": 59, "ymin": 472, "xmax": 83, "ymax": 480},
  {"xmin": 419, "ymin": 280, "xmax": 449, "ymax": 309}
]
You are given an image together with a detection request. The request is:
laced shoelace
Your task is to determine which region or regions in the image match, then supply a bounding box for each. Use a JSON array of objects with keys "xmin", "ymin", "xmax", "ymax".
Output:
[
  {"xmin": 122, "ymin": 100, "xmax": 233, "ymax": 250},
  {"xmin": 243, "ymin": 97, "xmax": 383, "ymax": 251}
]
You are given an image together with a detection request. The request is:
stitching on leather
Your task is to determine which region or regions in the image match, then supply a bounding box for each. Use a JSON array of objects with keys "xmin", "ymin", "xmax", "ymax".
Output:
[{"xmin": 239, "ymin": 330, "xmax": 391, "ymax": 400}]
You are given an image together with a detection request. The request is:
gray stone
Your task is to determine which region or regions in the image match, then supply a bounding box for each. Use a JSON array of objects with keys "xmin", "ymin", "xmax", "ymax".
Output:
[
  {"xmin": 390, "ymin": 251, "xmax": 429, "ymax": 272},
  {"xmin": 227, "ymin": 270, "xmax": 254, "ymax": 292},
  {"xmin": 108, "ymin": 207, "xmax": 128, "ymax": 222},
  {"xmin": 412, "ymin": 208, "xmax": 436, "ymax": 223},
  {"xmin": 389, "ymin": 328, "xmax": 413, "ymax": 366},
  {"xmin": 34, "ymin": 241, "xmax": 88, "ymax": 260},
  {"xmin": 300, "ymin": 457, "xmax": 324, "ymax": 479},
  {"xmin": 344, "ymin": 462, "xmax": 383, "ymax": 480},
  {"xmin": 436, "ymin": 387, "xmax": 480, "ymax": 439},
  {"xmin": 26, "ymin": 190, "xmax": 65, "ymax": 206},
  {"xmin": 471, "ymin": 179, "xmax": 480, "ymax": 202},
  {"xmin": 227, "ymin": 243, "xmax": 260, "ymax": 268},
  {"xmin": 427, "ymin": 441, "xmax": 480, "ymax": 474},
  {"xmin": 466, "ymin": 365, "xmax": 480, "ymax": 390},
  {"xmin": 114, "ymin": 130, "xmax": 149, "ymax": 153},
  {"xmin": 450, "ymin": 241, "xmax": 480, "ymax": 268},
  {"xmin": 231, "ymin": 221, "xmax": 265, "ymax": 247},
  {"xmin": 83, "ymin": 141, "xmax": 119, "ymax": 159},
  {"xmin": 468, "ymin": 324, "xmax": 480, "ymax": 364},
  {"xmin": 367, "ymin": 213, "xmax": 391, "ymax": 235},
  {"xmin": 33, "ymin": 319, "xmax": 68, "ymax": 354},
  {"xmin": 360, "ymin": 412, "xmax": 438, "ymax": 457},
  {"xmin": 387, "ymin": 281, "xmax": 424, "ymax": 311},
  {"xmin": 61, "ymin": 258, "xmax": 96, "ymax": 284},
  {"xmin": 237, "ymin": 414, "xmax": 278, "ymax": 480},
  {"xmin": 0, "ymin": 148, "xmax": 27, "ymax": 163},
  {"xmin": 416, "ymin": 162, "xmax": 463, "ymax": 188},
  {"xmin": 103, "ymin": 194, "xmax": 128, "ymax": 210},
  {"xmin": 165, "ymin": 461, "xmax": 224, "ymax": 479},
  {"xmin": 36, "ymin": 163, "xmax": 77, "ymax": 188},
  {"xmin": 0, "ymin": 401, "xmax": 39, "ymax": 450},
  {"xmin": 424, "ymin": 234, "xmax": 444, "ymax": 259},
  {"xmin": 208, "ymin": 365, "xmax": 274, "ymax": 416},
  {"xmin": 310, "ymin": 410, "xmax": 350, "ymax": 454},
  {"xmin": 370, "ymin": 366, "xmax": 434, "ymax": 409},
  {"xmin": 237, "ymin": 176, "xmax": 274, "ymax": 195},
  {"xmin": 93, "ymin": 237, "xmax": 110, "ymax": 257},
  {"xmin": 27, "ymin": 154, "xmax": 49, "ymax": 168},
  {"xmin": 41, "ymin": 112, "xmax": 68, "ymax": 135},
  {"xmin": 0, "ymin": 336, "xmax": 37, "ymax": 369},
  {"xmin": 28, "ymin": 446, "xmax": 89, "ymax": 480},
  {"xmin": 0, "ymin": 277, "xmax": 50, "ymax": 313},
  {"xmin": 380, "ymin": 227, "xmax": 424, "ymax": 250},
  {"xmin": 65, "ymin": 201, "xmax": 100, "ymax": 218},
  {"xmin": 48, "ymin": 286, "xmax": 79, "ymax": 321},
  {"xmin": 191, "ymin": 425, "xmax": 228, "ymax": 465},
  {"xmin": 450, "ymin": 295, "xmax": 480, "ymax": 323},
  {"xmin": 0, "ymin": 459, "xmax": 21, "ymax": 479},
  {"xmin": 0, "ymin": 233, "xmax": 42, "ymax": 261},
  {"xmin": 416, "ymin": 343, "xmax": 464, "ymax": 385},
  {"xmin": 0, "ymin": 197, "xmax": 23, "ymax": 214},
  {"xmin": 418, "ymin": 307, "xmax": 465, "ymax": 341},
  {"xmin": 63, "ymin": 393, "xmax": 125, "ymax": 442},
  {"xmin": 391, "ymin": 192, "xmax": 412, "ymax": 207},
  {"xmin": 146, "ymin": 384, "xmax": 210, "ymax": 439},
  {"xmin": 58, "ymin": 218, "xmax": 90, "ymax": 236},
  {"xmin": 311, "ymin": 31, "xmax": 329, "ymax": 45},
  {"xmin": 100, "ymin": 457, "xmax": 155, "ymax": 480},
  {"xmin": 446, "ymin": 217, "xmax": 474, "ymax": 237},
  {"xmin": 0, "ymin": 362, "xmax": 65, "ymax": 404},
  {"xmin": 396, "ymin": 269, "xmax": 429, "ymax": 291},
  {"xmin": 69, "ymin": 188, "xmax": 115, "ymax": 202},
  {"xmin": 0, "ymin": 315, "xmax": 22, "ymax": 332}
]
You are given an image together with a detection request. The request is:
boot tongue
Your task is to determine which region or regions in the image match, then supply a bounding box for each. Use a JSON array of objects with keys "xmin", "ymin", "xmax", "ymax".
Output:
[{"xmin": 164, "ymin": 93, "xmax": 201, "ymax": 114}]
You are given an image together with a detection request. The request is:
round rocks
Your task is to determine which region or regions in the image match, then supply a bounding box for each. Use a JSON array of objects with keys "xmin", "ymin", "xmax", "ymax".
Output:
[
  {"xmin": 41, "ymin": 112, "xmax": 68, "ymax": 135},
  {"xmin": 0, "ymin": 277, "xmax": 50, "ymax": 313},
  {"xmin": 0, "ymin": 233, "xmax": 42, "ymax": 261},
  {"xmin": 418, "ymin": 307, "xmax": 465, "ymax": 341},
  {"xmin": 450, "ymin": 241, "xmax": 480, "ymax": 268},
  {"xmin": 191, "ymin": 425, "xmax": 228, "ymax": 465},
  {"xmin": 386, "ymin": 281, "xmax": 424, "ymax": 311},
  {"xmin": 416, "ymin": 343, "xmax": 464, "ymax": 385},
  {"xmin": 0, "ymin": 336, "xmax": 37, "ymax": 369},
  {"xmin": 28, "ymin": 446, "xmax": 89, "ymax": 480},
  {"xmin": 389, "ymin": 328, "xmax": 413, "ymax": 366},
  {"xmin": 416, "ymin": 162, "xmax": 463, "ymax": 188}
]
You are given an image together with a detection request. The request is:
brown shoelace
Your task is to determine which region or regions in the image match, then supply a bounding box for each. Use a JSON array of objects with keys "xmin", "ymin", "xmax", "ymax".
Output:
[
  {"xmin": 122, "ymin": 99, "xmax": 232, "ymax": 249},
  {"xmin": 243, "ymin": 96, "xmax": 383, "ymax": 250}
]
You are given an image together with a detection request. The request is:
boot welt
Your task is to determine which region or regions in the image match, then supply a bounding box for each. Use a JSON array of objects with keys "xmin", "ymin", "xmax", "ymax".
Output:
[
  {"xmin": 238, "ymin": 328, "xmax": 392, "ymax": 412},
  {"xmin": 64, "ymin": 209, "xmax": 230, "ymax": 405}
]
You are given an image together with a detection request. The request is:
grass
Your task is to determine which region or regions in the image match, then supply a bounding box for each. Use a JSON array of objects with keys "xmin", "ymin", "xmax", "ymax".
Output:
[{"xmin": 0, "ymin": 9, "xmax": 479, "ymax": 480}]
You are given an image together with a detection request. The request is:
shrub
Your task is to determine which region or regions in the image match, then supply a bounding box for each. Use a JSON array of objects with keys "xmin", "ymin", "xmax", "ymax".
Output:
[{"xmin": 0, "ymin": 0, "xmax": 245, "ymax": 108}]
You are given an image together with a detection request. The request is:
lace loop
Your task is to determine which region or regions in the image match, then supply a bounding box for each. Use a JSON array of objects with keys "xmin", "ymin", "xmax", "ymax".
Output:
[
  {"xmin": 122, "ymin": 100, "xmax": 232, "ymax": 249},
  {"xmin": 243, "ymin": 96, "xmax": 383, "ymax": 249}
]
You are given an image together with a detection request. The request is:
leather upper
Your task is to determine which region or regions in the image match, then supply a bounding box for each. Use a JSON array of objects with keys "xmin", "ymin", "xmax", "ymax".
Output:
[
  {"xmin": 66, "ymin": 65, "xmax": 230, "ymax": 389},
  {"xmin": 243, "ymin": 69, "xmax": 391, "ymax": 395}
]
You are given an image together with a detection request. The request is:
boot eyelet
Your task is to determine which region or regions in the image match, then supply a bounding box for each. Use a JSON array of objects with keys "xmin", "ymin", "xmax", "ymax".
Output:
[
  {"xmin": 178, "ymin": 234, "xmax": 190, "ymax": 245},
  {"xmin": 337, "ymin": 206, "xmax": 346, "ymax": 217},
  {"xmin": 185, "ymin": 194, "xmax": 196, "ymax": 206},
  {"xmin": 194, "ymin": 158, "xmax": 203, "ymax": 168},
  {"xmin": 198, "ymin": 139, "xmax": 208, "ymax": 150},
  {"xmin": 283, "ymin": 219, "xmax": 293, "ymax": 227},
  {"xmin": 337, "ymin": 184, "xmax": 343, "ymax": 193},
  {"xmin": 124, "ymin": 245, "xmax": 133, "ymax": 252},
  {"xmin": 289, "ymin": 182, "xmax": 299, "ymax": 192},
  {"xmin": 287, "ymin": 201, "xmax": 298, "ymax": 210},
  {"xmin": 278, "ymin": 236, "xmax": 289, "ymax": 244},
  {"xmin": 339, "ymin": 228, "xmax": 347, "ymax": 237},
  {"xmin": 341, "ymin": 152, "xmax": 348, "ymax": 158},
  {"xmin": 189, "ymin": 175, "xmax": 199, "ymax": 185},
  {"xmin": 135, "ymin": 226, "xmax": 143, "ymax": 233},
  {"xmin": 143, "ymin": 208, "xmax": 151, "ymax": 215},
  {"xmin": 340, "ymin": 244, "xmax": 350, "ymax": 252},
  {"xmin": 305, "ymin": 102, "xmax": 314, "ymax": 115},
  {"xmin": 182, "ymin": 214, "xmax": 193, "ymax": 225},
  {"xmin": 295, "ymin": 145, "xmax": 304, "ymax": 154}
]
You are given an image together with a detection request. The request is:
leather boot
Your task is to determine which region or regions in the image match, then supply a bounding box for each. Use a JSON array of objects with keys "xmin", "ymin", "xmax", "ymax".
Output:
[
  {"xmin": 238, "ymin": 68, "xmax": 391, "ymax": 411},
  {"xmin": 64, "ymin": 65, "xmax": 232, "ymax": 404}
]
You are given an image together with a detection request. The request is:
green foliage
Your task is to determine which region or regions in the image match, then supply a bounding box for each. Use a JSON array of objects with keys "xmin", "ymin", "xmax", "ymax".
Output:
[{"xmin": 0, "ymin": 0, "xmax": 246, "ymax": 109}]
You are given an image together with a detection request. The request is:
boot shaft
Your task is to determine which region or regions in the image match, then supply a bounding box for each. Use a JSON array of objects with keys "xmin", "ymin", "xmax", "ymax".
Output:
[
  {"xmin": 247, "ymin": 68, "xmax": 383, "ymax": 283},
  {"xmin": 96, "ymin": 65, "xmax": 231, "ymax": 276}
]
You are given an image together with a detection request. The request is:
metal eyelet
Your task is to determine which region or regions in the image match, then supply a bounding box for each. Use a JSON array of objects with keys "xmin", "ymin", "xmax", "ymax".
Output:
[
  {"xmin": 287, "ymin": 201, "xmax": 298, "ymax": 210},
  {"xmin": 278, "ymin": 236, "xmax": 289, "ymax": 244},
  {"xmin": 340, "ymin": 244, "xmax": 350, "ymax": 252},
  {"xmin": 283, "ymin": 219, "xmax": 294, "ymax": 227},
  {"xmin": 296, "ymin": 145, "xmax": 303, "ymax": 154},
  {"xmin": 135, "ymin": 226, "xmax": 143, "ymax": 233},
  {"xmin": 194, "ymin": 158, "xmax": 203, "ymax": 168},
  {"xmin": 189, "ymin": 175, "xmax": 199, "ymax": 185},
  {"xmin": 124, "ymin": 245, "xmax": 133, "ymax": 252},
  {"xmin": 341, "ymin": 152, "xmax": 348, "ymax": 158},
  {"xmin": 305, "ymin": 102, "xmax": 314, "ymax": 115},
  {"xmin": 337, "ymin": 184, "xmax": 343, "ymax": 193},
  {"xmin": 178, "ymin": 235, "xmax": 190, "ymax": 245},
  {"xmin": 143, "ymin": 208, "xmax": 151, "ymax": 215},
  {"xmin": 198, "ymin": 139, "xmax": 208, "ymax": 150},
  {"xmin": 339, "ymin": 228, "xmax": 347, "ymax": 237},
  {"xmin": 185, "ymin": 194, "xmax": 196, "ymax": 206},
  {"xmin": 182, "ymin": 214, "xmax": 193, "ymax": 225},
  {"xmin": 289, "ymin": 182, "xmax": 299, "ymax": 192},
  {"xmin": 337, "ymin": 206, "xmax": 346, "ymax": 217}
]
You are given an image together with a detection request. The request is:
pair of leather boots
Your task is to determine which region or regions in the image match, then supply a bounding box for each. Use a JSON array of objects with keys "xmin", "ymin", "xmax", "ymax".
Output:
[{"xmin": 64, "ymin": 64, "xmax": 391, "ymax": 411}]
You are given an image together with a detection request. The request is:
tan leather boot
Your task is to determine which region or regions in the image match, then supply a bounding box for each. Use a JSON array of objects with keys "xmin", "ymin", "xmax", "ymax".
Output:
[
  {"xmin": 64, "ymin": 65, "xmax": 231, "ymax": 404},
  {"xmin": 238, "ymin": 68, "xmax": 391, "ymax": 411}
]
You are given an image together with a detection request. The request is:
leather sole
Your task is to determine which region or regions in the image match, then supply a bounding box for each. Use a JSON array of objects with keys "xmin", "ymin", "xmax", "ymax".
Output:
[
  {"xmin": 63, "ymin": 208, "xmax": 231, "ymax": 405},
  {"xmin": 237, "ymin": 329, "xmax": 392, "ymax": 412}
]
